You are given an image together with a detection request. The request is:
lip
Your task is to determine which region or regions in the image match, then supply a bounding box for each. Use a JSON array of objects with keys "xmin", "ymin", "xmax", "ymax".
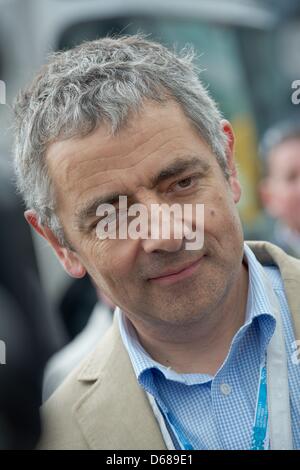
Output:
[{"xmin": 148, "ymin": 256, "xmax": 204, "ymax": 286}]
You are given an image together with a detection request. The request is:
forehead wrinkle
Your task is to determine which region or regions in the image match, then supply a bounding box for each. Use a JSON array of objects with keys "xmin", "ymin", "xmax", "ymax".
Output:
[
  {"xmin": 58, "ymin": 146, "xmax": 111, "ymax": 182},
  {"xmin": 71, "ymin": 143, "xmax": 205, "ymax": 201},
  {"xmin": 67, "ymin": 133, "xmax": 180, "ymax": 195},
  {"xmin": 48, "ymin": 115, "xmax": 191, "ymax": 198},
  {"xmin": 46, "ymin": 139, "xmax": 111, "ymax": 187},
  {"xmin": 58, "ymin": 122, "xmax": 180, "ymax": 182},
  {"xmin": 69, "ymin": 158, "xmax": 147, "ymax": 203},
  {"xmin": 72, "ymin": 176, "xmax": 118, "ymax": 206},
  {"xmin": 69, "ymin": 167, "xmax": 114, "ymax": 195}
]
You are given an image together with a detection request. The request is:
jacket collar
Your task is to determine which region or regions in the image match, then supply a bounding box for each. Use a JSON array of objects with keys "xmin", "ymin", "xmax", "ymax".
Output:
[
  {"xmin": 74, "ymin": 313, "xmax": 166, "ymax": 449},
  {"xmin": 246, "ymin": 241, "xmax": 300, "ymax": 340}
]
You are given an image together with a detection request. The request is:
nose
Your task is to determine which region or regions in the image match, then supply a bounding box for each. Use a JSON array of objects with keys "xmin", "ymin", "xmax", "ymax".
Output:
[
  {"xmin": 142, "ymin": 235, "xmax": 184, "ymax": 254},
  {"xmin": 139, "ymin": 199, "xmax": 185, "ymax": 254}
]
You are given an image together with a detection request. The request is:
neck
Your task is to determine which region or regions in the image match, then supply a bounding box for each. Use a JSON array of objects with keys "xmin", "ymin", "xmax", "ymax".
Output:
[{"xmin": 126, "ymin": 261, "xmax": 249, "ymax": 375}]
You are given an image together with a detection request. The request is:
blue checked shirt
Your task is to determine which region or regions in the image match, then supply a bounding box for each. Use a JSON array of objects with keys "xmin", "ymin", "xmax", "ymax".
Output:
[{"xmin": 118, "ymin": 243, "xmax": 300, "ymax": 449}]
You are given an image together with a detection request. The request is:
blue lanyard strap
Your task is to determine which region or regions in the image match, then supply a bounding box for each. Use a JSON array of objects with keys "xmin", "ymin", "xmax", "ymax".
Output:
[
  {"xmin": 165, "ymin": 411, "xmax": 194, "ymax": 450},
  {"xmin": 164, "ymin": 358, "xmax": 269, "ymax": 451},
  {"xmin": 251, "ymin": 361, "xmax": 269, "ymax": 450}
]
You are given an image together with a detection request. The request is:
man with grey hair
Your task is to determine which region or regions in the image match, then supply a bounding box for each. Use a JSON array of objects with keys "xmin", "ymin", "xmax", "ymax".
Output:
[
  {"xmin": 13, "ymin": 35, "xmax": 300, "ymax": 450},
  {"xmin": 259, "ymin": 119, "xmax": 300, "ymax": 258}
]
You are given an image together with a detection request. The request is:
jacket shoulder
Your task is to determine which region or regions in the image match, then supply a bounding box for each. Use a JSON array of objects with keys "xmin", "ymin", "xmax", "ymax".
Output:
[
  {"xmin": 38, "ymin": 376, "xmax": 88, "ymax": 449},
  {"xmin": 246, "ymin": 240, "xmax": 300, "ymax": 340},
  {"xmin": 37, "ymin": 323, "xmax": 117, "ymax": 450}
]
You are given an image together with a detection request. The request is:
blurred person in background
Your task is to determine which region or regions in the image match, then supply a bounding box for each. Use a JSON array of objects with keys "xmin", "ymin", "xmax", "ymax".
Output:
[
  {"xmin": 58, "ymin": 275, "xmax": 99, "ymax": 341},
  {"xmin": 259, "ymin": 120, "xmax": 300, "ymax": 258},
  {"xmin": 12, "ymin": 35, "xmax": 300, "ymax": 450}
]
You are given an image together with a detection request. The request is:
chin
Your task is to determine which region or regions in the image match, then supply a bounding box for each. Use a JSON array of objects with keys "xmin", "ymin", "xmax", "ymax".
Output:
[{"xmin": 154, "ymin": 303, "xmax": 207, "ymax": 326}]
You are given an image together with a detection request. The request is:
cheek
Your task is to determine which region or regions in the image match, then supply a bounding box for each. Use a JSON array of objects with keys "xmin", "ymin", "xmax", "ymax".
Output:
[
  {"xmin": 89, "ymin": 239, "xmax": 138, "ymax": 283},
  {"xmin": 204, "ymin": 196, "xmax": 235, "ymax": 227},
  {"xmin": 273, "ymin": 189, "xmax": 294, "ymax": 215},
  {"xmin": 203, "ymin": 199, "xmax": 242, "ymax": 247},
  {"xmin": 282, "ymin": 191, "xmax": 300, "ymax": 217},
  {"xmin": 93, "ymin": 242, "xmax": 142, "ymax": 307}
]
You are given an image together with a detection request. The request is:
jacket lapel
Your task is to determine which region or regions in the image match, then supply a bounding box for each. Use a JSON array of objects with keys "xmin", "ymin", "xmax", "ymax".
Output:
[
  {"xmin": 73, "ymin": 316, "xmax": 166, "ymax": 450},
  {"xmin": 247, "ymin": 241, "xmax": 300, "ymax": 340}
]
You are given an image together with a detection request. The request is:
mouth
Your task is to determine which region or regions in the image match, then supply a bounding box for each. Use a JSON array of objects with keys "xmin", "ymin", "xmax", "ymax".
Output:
[{"xmin": 148, "ymin": 256, "xmax": 204, "ymax": 286}]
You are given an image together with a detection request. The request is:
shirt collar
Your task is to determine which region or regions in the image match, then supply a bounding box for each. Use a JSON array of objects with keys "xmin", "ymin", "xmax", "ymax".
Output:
[
  {"xmin": 118, "ymin": 242, "xmax": 277, "ymax": 387},
  {"xmin": 243, "ymin": 243, "xmax": 276, "ymax": 325}
]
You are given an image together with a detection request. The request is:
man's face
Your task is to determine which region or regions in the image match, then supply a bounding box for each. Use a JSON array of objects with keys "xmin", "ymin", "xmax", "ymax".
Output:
[
  {"xmin": 262, "ymin": 138, "xmax": 300, "ymax": 232},
  {"xmin": 45, "ymin": 100, "xmax": 243, "ymax": 326}
]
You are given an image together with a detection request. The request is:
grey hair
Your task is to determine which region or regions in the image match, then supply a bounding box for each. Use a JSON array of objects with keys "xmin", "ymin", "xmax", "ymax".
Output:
[{"xmin": 13, "ymin": 34, "xmax": 228, "ymax": 247}]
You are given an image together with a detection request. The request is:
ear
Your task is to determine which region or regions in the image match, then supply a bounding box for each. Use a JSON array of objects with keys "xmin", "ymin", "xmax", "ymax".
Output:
[
  {"xmin": 25, "ymin": 209, "xmax": 86, "ymax": 279},
  {"xmin": 221, "ymin": 119, "xmax": 241, "ymax": 204}
]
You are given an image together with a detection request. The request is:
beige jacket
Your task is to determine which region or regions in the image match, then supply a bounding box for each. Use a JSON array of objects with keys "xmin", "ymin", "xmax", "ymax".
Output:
[{"xmin": 38, "ymin": 241, "xmax": 300, "ymax": 450}]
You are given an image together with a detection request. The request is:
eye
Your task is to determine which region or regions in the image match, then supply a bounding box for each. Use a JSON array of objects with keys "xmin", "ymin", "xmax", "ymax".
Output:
[
  {"xmin": 170, "ymin": 176, "xmax": 197, "ymax": 192},
  {"xmin": 177, "ymin": 177, "xmax": 193, "ymax": 188}
]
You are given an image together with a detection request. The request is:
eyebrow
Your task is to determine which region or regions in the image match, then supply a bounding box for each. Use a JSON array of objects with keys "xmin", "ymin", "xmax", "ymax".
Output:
[
  {"xmin": 74, "ymin": 192, "xmax": 121, "ymax": 231},
  {"xmin": 74, "ymin": 155, "xmax": 210, "ymax": 231},
  {"xmin": 149, "ymin": 156, "xmax": 209, "ymax": 188}
]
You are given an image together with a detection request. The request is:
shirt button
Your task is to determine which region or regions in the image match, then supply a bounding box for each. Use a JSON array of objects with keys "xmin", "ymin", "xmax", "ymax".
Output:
[{"xmin": 220, "ymin": 383, "xmax": 231, "ymax": 395}]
